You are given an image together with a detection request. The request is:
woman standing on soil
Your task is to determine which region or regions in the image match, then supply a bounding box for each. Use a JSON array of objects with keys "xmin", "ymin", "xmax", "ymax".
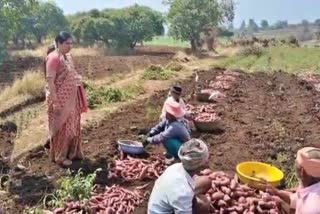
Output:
[{"xmin": 45, "ymin": 31, "xmax": 88, "ymax": 167}]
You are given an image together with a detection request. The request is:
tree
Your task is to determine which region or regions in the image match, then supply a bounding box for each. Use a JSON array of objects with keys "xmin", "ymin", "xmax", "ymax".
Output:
[
  {"xmin": 0, "ymin": 0, "xmax": 36, "ymax": 62},
  {"xmin": 167, "ymin": 0, "xmax": 234, "ymax": 52},
  {"xmin": 239, "ymin": 20, "xmax": 246, "ymax": 31},
  {"xmin": 314, "ymin": 19, "xmax": 320, "ymax": 26},
  {"xmin": 81, "ymin": 18, "xmax": 98, "ymax": 46},
  {"xmin": 260, "ymin": 20, "xmax": 269, "ymax": 30},
  {"xmin": 247, "ymin": 19, "xmax": 259, "ymax": 33},
  {"xmin": 272, "ymin": 20, "xmax": 288, "ymax": 29},
  {"xmin": 29, "ymin": 2, "xmax": 68, "ymax": 43},
  {"xmin": 70, "ymin": 18, "xmax": 84, "ymax": 44},
  {"xmin": 301, "ymin": 19, "xmax": 309, "ymax": 28},
  {"xmin": 109, "ymin": 5, "xmax": 164, "ymax": 49}
]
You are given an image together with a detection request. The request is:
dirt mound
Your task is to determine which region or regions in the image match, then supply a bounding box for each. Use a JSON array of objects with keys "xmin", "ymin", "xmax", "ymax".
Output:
[{"xmin": 2, "ymin": 68, "xmax": 320, "ymax": 213}]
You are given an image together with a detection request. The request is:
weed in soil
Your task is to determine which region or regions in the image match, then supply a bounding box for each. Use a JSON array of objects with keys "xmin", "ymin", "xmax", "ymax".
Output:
[
  {"xmin": 44, "ymin": 169, "xmax": 100, "ymax": 208},
  {"xmin": 145, "ymin": 105, "xmax": 162, "ymax": 121},
  {"xmin": 142, "ymin": 64, "xmax": 175, "ymax": 80},
  {"xmin": 85, "ymin": 82, "xmax": 145, "ymax": 109}
]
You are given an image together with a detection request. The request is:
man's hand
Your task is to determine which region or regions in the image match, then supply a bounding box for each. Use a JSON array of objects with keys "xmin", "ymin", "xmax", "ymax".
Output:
[
  {"xmin": 138, "ymin": 135, "xmax": 151, "ymax": 147},
  {"xmin": 142, "ymin": 137, "xmax": 152, "ymax": 148},
  {"xmin": 264, "ymin": 183, "xmax": 279, "ymax": 196}
]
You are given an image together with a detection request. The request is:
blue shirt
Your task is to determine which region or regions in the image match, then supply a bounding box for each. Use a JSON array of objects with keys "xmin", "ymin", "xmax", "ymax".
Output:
[{"xmin": 148, "ymin": 119, "xmax": 191, "ymax": 144}]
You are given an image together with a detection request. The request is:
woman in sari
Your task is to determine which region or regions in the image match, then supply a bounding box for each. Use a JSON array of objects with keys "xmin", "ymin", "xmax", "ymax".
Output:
[{"xmin": 45, "ymin": 31, "xmax": 88, "ymax": 167}]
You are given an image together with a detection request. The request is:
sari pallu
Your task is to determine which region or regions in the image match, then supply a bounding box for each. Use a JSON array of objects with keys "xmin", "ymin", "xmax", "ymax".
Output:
[{"xmin": 47, "ymin": 53, "xmax": 86, "ymax": 164}]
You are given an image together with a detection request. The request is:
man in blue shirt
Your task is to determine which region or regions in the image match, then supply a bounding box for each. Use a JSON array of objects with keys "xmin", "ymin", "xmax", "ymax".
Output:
[{"xmin": 144, "ymin": 98, "xmax": 191, "ymax": 164}]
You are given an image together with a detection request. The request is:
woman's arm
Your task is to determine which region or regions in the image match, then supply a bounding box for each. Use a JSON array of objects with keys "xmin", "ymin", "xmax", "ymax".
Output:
[{"xmin": 46, "ymin": 54, "xmax": 59, "ymax": 103}]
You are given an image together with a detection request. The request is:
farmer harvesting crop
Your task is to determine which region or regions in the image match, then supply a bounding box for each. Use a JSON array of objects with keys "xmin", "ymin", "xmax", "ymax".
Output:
[
  {"xmin": 148, "ymin": 138, "xmax": 211, "ymax": 214},
  {"xmin": 159, "ymin": 85, "xmax": 188, "ymax": 119},
  {"xmin": 45, "ymin": 31, "xmax": 88, "ymax": 167},
  {"xmin": 143, "ymin": 98, "xmax": 191, "ymax": 165},
  {"xmin": 265, "ymin": 147, "xmax": 320, "ymax": 214}
]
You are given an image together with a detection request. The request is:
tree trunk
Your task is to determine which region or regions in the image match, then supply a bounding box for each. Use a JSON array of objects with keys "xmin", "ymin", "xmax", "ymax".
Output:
[
  {"xmin": 12, "ymin": 36, "xmax": 19, "ymax": 47},
  {"xmin": 22, "ymin": 39, "xmax": 26, "ymax": 48},
  {"xmin": 130, "ymin": 42, "xmax": 136, "ymax": 49},
  {"xmin": 36, "ymin": 36, "xmax": 42, "ymax": 44},
  {"xmin": 206, "ymin": 36, "xmax": 215, "ymax": 51},
  {"xmin": 191, "ymin": 39, "xmax": 197, "ymax": 53}
]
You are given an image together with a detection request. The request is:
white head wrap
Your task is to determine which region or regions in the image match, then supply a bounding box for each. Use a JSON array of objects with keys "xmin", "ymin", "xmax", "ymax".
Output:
[{"xmin": 178, "ymin": 138, "xmax": 209, "ymax": 171}]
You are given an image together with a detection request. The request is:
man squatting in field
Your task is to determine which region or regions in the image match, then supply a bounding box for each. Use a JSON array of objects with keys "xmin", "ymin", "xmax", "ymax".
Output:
[
  {"xmin": 265, "ymin": 147, "xmax": 320, "ymax": 214},
  {"xmin": 148, "ymin": 138, "xmax": 212, "ymax": 214},
  {"xmin": 143, "ymin": 97, "xmax": 191, "ymax": 165}
]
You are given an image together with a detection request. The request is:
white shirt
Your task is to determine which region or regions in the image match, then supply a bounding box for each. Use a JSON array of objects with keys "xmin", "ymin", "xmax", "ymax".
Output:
[{"xmin": 148, "ymin": 163, "xmax": 195, "ymax": 214}]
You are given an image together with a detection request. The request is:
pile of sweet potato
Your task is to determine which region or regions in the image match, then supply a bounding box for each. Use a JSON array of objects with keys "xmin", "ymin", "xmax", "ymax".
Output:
[
  {"xmin": 108, "ymin": 155, "xmax": 165, "ymax": 181},
  {"xmin": 54, "ymin": 184, "xmax": 149, "ymax": 214},
  {"xmin": 187, "ymin": 104, "xmax": 221, "ymax": 123},
  {"xmin": 199, "ymin": 169, "xmax": 282, "ymax": 214}
]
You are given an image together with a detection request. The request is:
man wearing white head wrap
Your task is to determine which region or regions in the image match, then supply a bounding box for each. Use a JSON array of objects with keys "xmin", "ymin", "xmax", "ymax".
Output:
[
  {"xmin": 264, "ymin": 147, "xmax": 320, "ymax": 214},
  {"xmin": 148, "ymin": 139, "xmax": 211, "ymax": 214}
]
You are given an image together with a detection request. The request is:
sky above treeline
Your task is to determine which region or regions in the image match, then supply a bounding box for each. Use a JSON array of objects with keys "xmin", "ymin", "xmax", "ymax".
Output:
[{"xmin": 50, "ymin": 0, "xmax": 320, "ymax": 27}]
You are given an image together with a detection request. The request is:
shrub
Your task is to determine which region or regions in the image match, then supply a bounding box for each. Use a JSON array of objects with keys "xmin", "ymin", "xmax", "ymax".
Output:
[
  {"xmin": 0, "ymin": 71, "xmax": 45, "ymax": 105},
  {"xmin": 142, "ymin": 64, "xmax": 175, "ymax": 80},
  {"xmin": 239, "ymin": 44, "xmax": 264, "ymax": 57},
  {"xmin": 85, "ymin": 82, "xmax": 145, "ymax": 109},
  {"xmin": 165, "ymin": 61, "xmax": 183, "ymax": 72}
]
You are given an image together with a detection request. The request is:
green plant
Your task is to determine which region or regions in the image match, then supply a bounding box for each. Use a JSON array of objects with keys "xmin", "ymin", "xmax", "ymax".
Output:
[
  {"xmin": 146, "ymin": 106, "xmax": 162, "ymax": 120},
  {"xmin": 0, "ymin": 174, "xmax": 10, "ymax": 190},
  {"xmin": 239, "ymin": 44, "xmax": 264, "ymax": 57},
  {"xmin": 124, "ymin": 83, "xmax": 145, "ymax": 98},
  {"xmin": 142, "ymin": 65, "xmax": 175, "ymax": 80},
  {"xmin": 165, "ymin": 61, "xmax": 183, "ymax": 72},
  {"xmin": 86, "ymin": 84, "xmax": 125, "ymax": 108},
  {"xmin": 25, "ymin": 208, "xmax": 44, "ymax": 214},
  {"xmin": 84, "ymin": 81, "xmax": 145, "ymax": 109},
  {"xmin": 44, "ymin": 169, "xmax": 100, "ymax": 208},
  {"xmin": 285, "ymin": 169, "xmax": 299, "ymax": 189}
]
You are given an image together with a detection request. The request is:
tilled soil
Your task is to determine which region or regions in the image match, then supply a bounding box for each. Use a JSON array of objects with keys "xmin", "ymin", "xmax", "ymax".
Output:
[
  {"xmin": 1, "ymin": 68, "xmax": 320, "ymax": 213},
  {"xmin": 0, "ymin": 46, "xmax": 177, "ymax": 88}
]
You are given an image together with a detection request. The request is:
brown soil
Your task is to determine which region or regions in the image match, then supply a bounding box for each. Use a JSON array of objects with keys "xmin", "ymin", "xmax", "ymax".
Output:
[
  {"xmin": 74, "ymin": 46, "xmax": 177, "ymax": 79},
  {"xmin": 1, "ymin": 68, "xmax": 320, "ymax": 213},
  {"xmin": 0, "ymin": 46, "xmax": 177, "ymax": 88}
]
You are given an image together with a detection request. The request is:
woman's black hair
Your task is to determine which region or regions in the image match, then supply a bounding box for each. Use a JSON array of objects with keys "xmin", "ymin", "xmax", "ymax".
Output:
[
  {"xmin": 46, "ymin": 31, "xmax": 72, "ymax": 56},
  {"xmin": 44, "ymin": 31, "xmax": 73, "ymax": 76}
]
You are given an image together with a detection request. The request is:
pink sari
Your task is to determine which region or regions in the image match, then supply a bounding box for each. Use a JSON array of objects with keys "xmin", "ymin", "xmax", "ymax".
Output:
[{"xmin": 46, "ymin": 51, "xmax": 88, "ymax": 164}]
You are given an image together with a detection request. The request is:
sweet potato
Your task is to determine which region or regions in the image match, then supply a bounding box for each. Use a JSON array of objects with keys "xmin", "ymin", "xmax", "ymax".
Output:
[
  {"xmin": 238, "ymin": 197, "xmax": 246, "ymax": 204},
  {"xmin": 211, "ymin": 192, "xmax": 225, "ymax": 201},
  {"xmin": 230, "ymin": 179, "xmax": 237, "ymax": 190},
  {"xmin": 235, "ymin": 205, "xmax": 244, "ymax": 213},
  {"xmin": 258, "ymin": 201, "xmax": 274, "ymax": 209},
  {"xmin": 223, "ymin": 194, "xmax": 231, "ymax": 203},
  {"xmin": 201, "ymin": 169, "xmax": 213, "ymax": 176},
  {"xmin": 269, "ymin": 209, "xmax": 279, "ymax": 214},
  {"xmin": 261, "ymin": 193, "xmax": 272, "ymax": 202},
  {"xmin": 221, "ymin": 186, "xmax": 231, "ymax": 195},
  {"xmin": 249, "ymin": 204, "xmax": 256, "ymax": 212},
  {"xmin": 217, "ymin": 200, "xmax": 227, "ymax": 208},
  {"xmin": 209, "ymin": 173, "xmax": 217, "ymax": 180},
  {"xmin": 256, "ymin": 205, "xmax": 268, "ymax": 214}
]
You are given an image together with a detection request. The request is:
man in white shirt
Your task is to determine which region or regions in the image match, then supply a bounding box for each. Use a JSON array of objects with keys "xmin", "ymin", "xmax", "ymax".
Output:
[{"xmin": 148, "ymin": 139, "xmax": 211, "ymax": 214}]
